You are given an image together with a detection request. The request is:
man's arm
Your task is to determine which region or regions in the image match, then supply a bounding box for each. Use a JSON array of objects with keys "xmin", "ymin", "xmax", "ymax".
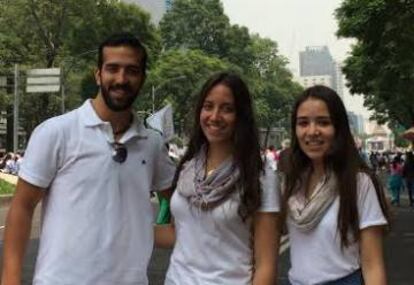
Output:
[{"xmin": 1, "ymin": 179, "xmax": 45, "ymax": 285}]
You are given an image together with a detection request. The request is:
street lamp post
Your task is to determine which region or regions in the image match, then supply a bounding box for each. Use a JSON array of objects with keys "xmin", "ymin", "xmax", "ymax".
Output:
[{"xmin": 151, "ymin": 75, "xmax": 186, "ymax": 114}]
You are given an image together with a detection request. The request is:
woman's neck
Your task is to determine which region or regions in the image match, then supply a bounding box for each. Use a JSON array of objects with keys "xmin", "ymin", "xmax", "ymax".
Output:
[
  {"xmin": 206, "ymin": 143, "xmax": 233, "ymax": 172},
  {"xmin": 311, "ymin": 160, "xmax": 326, "ymax": 179}
]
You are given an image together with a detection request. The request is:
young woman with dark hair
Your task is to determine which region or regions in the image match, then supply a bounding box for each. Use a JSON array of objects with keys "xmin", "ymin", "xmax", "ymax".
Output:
[
  {"xmin": 283, "ymin": 85, "xmax": 389, "ymax": 285},
  {"xmin": 156, "ymin": 72, "xmax": 281, "ymax": 284}
]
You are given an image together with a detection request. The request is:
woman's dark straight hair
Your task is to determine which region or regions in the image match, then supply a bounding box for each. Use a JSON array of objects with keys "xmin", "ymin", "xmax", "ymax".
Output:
[
  {"xmin": 171, "ymin": 72, "xmax": 263, "ymax": 221},
  {"xmin": 283, "ymin": 85, "xmax": 390, "ymax": 247}
]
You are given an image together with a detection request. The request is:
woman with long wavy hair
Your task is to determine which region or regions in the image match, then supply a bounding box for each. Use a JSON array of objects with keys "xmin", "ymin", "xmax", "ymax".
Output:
[
  {"xmin": 156, "ymin": 72, "xmax": 281, "ymax": 284},
  {"xmin": 283, "ymin": 85, "xmax": 389, "ymax": 285}
]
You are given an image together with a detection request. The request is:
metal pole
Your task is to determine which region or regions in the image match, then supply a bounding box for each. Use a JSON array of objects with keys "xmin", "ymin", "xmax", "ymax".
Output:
[
  {"xmin": 152, "ymin": 85, "xmax": 155, "ymax": 114},
  {"xmin": 61, "ymin": 65, "xmax": 65, "ymax": 114},
  {"xmin": 13, "ymin": 63, "xmax": 19, "ymax": 153}
]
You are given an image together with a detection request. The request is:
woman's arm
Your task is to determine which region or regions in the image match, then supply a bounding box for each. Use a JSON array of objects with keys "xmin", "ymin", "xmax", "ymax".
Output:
[
  {"xmin": 360, "ymin": 226, "xmax": 387, "ymax": 285},
  {"xmin": 252, "ymin": 212, "xmax": 281, "ymax": 285},
  {"xmin": 154, "ymin": 223, "xmax": 176, "ymax": 248}
]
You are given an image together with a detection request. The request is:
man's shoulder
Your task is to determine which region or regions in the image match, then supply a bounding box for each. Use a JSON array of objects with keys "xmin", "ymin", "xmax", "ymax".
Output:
[{"xmin": 32, "ymin": 107, "xmax": 82, "ymax": 139}]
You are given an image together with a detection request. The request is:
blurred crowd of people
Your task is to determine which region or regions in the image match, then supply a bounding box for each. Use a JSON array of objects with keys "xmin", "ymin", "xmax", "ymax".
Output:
[{"xmin": 0, "ymin": 152, "xmax": 23, "ymax": 176}]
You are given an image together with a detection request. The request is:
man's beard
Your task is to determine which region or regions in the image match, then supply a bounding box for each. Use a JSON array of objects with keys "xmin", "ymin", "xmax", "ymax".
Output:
[{"xmin": 100, "ymin": 83, "xmax": 139, "ymax": 112}]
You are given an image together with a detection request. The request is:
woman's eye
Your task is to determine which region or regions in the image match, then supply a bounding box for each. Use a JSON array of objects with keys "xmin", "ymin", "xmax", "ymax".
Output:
[
  {"xmin": 318, "ymin": 120, "xmax": 332, "ymax": 126},
  {"xmin": 202, "ymin": 104, "xmax": 213, "ymax": 111},
  {"xmin": 223, "ymin": 106, "xmax": 235, "ymax": 113}
]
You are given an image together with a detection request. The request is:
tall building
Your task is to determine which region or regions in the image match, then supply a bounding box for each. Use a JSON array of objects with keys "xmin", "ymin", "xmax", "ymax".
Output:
[
  {"xmin": 300, "ymin": 46, "xmax": 335, "ymax": 77},
  {"xmin": 299, "ymin": 46, "xmax": 343, "ymax": 99},
  {"xmin": 347, "ymin": 111, "xmax": 365, "ymax": 135},
  {"xmin": 298, "ymin": 75, "xmax": 333, "ymax": 89},
  {"xmin": 334, "ymin": 61, "xmax": 344, "ymax": 99},
  {"xmin": 122, "ymin": 0, "xmax": 173, "ymax": 24}
]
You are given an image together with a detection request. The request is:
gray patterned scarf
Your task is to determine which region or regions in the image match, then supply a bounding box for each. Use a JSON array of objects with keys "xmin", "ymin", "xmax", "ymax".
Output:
[
  {"xmin": 177, "ymin": 148, "xmax": 241, "ymax": 210},
  {"xmin": 288, "ymin": 170, "xmax": 337, "ymax": 232}
]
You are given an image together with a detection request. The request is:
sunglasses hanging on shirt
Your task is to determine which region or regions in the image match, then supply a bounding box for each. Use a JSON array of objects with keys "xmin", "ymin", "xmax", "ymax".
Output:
[{"xmin": 112, "ymin": 143, "xmax": 128, "ymax": 163}]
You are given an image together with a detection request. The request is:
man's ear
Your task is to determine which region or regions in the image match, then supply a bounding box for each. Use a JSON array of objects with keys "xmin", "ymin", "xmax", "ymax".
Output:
[{"xmin": 94, "ymin": 68, "xmax": 101, "ymax": 86}]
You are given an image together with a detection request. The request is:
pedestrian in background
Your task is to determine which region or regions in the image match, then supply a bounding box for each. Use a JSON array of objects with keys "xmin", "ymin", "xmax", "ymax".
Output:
[
  {"xmin": 388, "ymin": 155, "xmax": 404, "ymax": 206},
  {"xmin": 283, "ymin": 85, "xmax": 389, "ymax": 285},
  {"xmin": 156, "ymin": 72, "xmax": 281, "ymax": 284},
  {"xmin": 277, "ymin": 139, "xmax": 291, "ymax": 174},
  {"xmin": 265, "ymin": 145, "xmax": 278, "ymax": 172},
  {"xmin": 1, "ymin": 33, "xmax": 175, "ymax": 285},
  {"xmin": 402, "ymin": 151, "xmax": 414, "ymax": 207}
]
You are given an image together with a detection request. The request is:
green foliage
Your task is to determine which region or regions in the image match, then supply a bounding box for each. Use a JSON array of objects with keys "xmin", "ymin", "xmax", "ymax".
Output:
[
  {"xmin": 159, "ymin": 0, "xmax": 301, "ymax": 136},
  {"xmin": 160, "ymin": 0, "xmax": 229, "ymax": 56},
  {"xmin": 140, "ymin": 49, "xmax": 235, "ymax": 135},
  {"xmin": 336, "ymin": 0, "xmax": 414, "ymax": 128},
  {"xmin": 0, "ymin": 0, "xmax": 302, "ymax": 146},
  {"xmin": 0, "ymin": 179, "xmax": 15, "ymax": 194},
  {"xmin": 0, "ymin": 0, "xmax": 161, "ymax": 137},
  {"xmin": 247, "ymin": 35, "xmax": 303, "ymax": 129}
]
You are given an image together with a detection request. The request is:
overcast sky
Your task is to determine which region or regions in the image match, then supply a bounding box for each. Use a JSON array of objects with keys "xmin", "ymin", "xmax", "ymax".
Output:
[{"xmin": 221, "ymin": 0, "xmax": 369, "ymax": 116}]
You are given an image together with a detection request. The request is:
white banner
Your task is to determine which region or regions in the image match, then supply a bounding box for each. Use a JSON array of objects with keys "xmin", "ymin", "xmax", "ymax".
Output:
[{"xmin": 146, "ymin": 104, "xmax": 175, "ymax": 141}]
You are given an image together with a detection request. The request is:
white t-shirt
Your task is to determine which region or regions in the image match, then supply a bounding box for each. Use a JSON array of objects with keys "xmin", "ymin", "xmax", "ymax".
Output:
[
  {"xmin": 287, "ymin": 173, "xmax": 387, "ymax": 285},
  {"xmin": 165, "ymin": 162, "xmax": 280, "ymax": 285},
  {"xmin": 19, "ymin": 100, "xmax": 176, "ymax": 285}
]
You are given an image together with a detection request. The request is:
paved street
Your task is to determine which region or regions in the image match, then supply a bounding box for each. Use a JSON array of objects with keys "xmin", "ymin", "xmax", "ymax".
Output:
[{"xmin": 0, "ymin": 177, "xmax": 413, "ymax": 284}]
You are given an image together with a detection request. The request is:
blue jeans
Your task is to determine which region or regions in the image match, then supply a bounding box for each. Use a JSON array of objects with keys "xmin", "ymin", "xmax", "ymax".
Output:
[
  {"xmin": 286, "ymin": 269, "xmax": 364, "ymax": 285},
  {"xmin": 325, "ymin": 269, "xmax": 364, "ymax": 285}
]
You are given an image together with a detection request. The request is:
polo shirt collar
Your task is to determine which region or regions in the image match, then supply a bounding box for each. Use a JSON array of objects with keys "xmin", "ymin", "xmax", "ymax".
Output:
[{"xmin": 79, "ymin": 99, "xmax": 148, "ymax": 142}]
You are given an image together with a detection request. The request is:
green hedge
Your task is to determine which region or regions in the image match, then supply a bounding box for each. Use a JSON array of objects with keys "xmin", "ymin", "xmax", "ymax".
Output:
[{"xmin": 0, "ymin": 179, "xmax": 16, "ymax": 195}]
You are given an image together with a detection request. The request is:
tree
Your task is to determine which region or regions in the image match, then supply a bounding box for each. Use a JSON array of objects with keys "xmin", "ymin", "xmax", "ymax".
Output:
[
  {"xmin": 336, "ymin": 0, "xmax": 414, "ymax": 128},
  {"xmin": 160, "ymin": 0, "xmax": 229, "ymax": 57},
  {"xmin": 247, "ymin": 35, "xmax": 302, "ymax": 144},
  {"xmin": 159, "ymin": 0, "xmax": 300, "ymax": 143},
  {"xmin": 0, "ymin": 0, "xmax": 160, "ymax": 137},
  {"xmin": 139, "ymin": 49, "xmax": 236, "ymax": 136}
]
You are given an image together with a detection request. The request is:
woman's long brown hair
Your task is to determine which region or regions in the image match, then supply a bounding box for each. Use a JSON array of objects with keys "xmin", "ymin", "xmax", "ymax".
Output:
[
  {"xmin": 284, "ymin": 85, "xmax": 390, "ymax": 248},
  {"xmin": 171, "ymin": 72, "xmax": 263, "ymax": 222}
]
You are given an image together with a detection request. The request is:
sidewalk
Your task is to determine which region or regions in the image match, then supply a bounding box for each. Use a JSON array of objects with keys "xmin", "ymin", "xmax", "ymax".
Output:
[{"xmin": 384, "ymin": 197, "xmax": 414, "ymax": 284}]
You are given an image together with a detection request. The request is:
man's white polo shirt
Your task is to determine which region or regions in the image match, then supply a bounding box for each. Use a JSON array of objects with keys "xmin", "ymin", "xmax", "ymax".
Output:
[{"xmin": 19, "ymin": 100, "xmax": 176, "ymax": 285}]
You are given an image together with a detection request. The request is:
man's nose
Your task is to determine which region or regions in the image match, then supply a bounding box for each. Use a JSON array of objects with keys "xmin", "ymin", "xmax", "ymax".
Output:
[{"xmin": 115, "ymin": 69, "xmax": 128, "ymax": 84}]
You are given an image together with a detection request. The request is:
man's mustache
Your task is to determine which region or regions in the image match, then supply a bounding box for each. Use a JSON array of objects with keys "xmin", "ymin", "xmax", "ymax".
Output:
[{"xmin": 109, "ymin": 84, "xmax": 133, "ymax": 93}]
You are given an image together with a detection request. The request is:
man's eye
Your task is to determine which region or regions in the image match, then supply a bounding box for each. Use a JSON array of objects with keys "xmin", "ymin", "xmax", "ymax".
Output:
[
  {"xmin": 127, "ymin": 68, "xmax": 141, "ymax": 75},
  {"xmin": 105, "ymin": 66, "xmax": 118, "ymax": 73}
]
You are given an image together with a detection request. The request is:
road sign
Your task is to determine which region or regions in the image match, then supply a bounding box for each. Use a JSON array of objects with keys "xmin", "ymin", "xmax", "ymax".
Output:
[
  {"xmin": 27, "ymin": 77, "xmax": 60, "ymax": 85},
  {"xmin": 26, "ymin": 68, "xmax": 60, "ymax": 76},
  {"xmin": 0, "ymin": 76, "xmax": 6, "ymax": 87},
  {"xmin": 26, "ymin": 68, "xmax": 61, "ymax": 93},
  {"xmin": 26, "ymin": 85, "xmax": 60, "ymax": 93}
]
